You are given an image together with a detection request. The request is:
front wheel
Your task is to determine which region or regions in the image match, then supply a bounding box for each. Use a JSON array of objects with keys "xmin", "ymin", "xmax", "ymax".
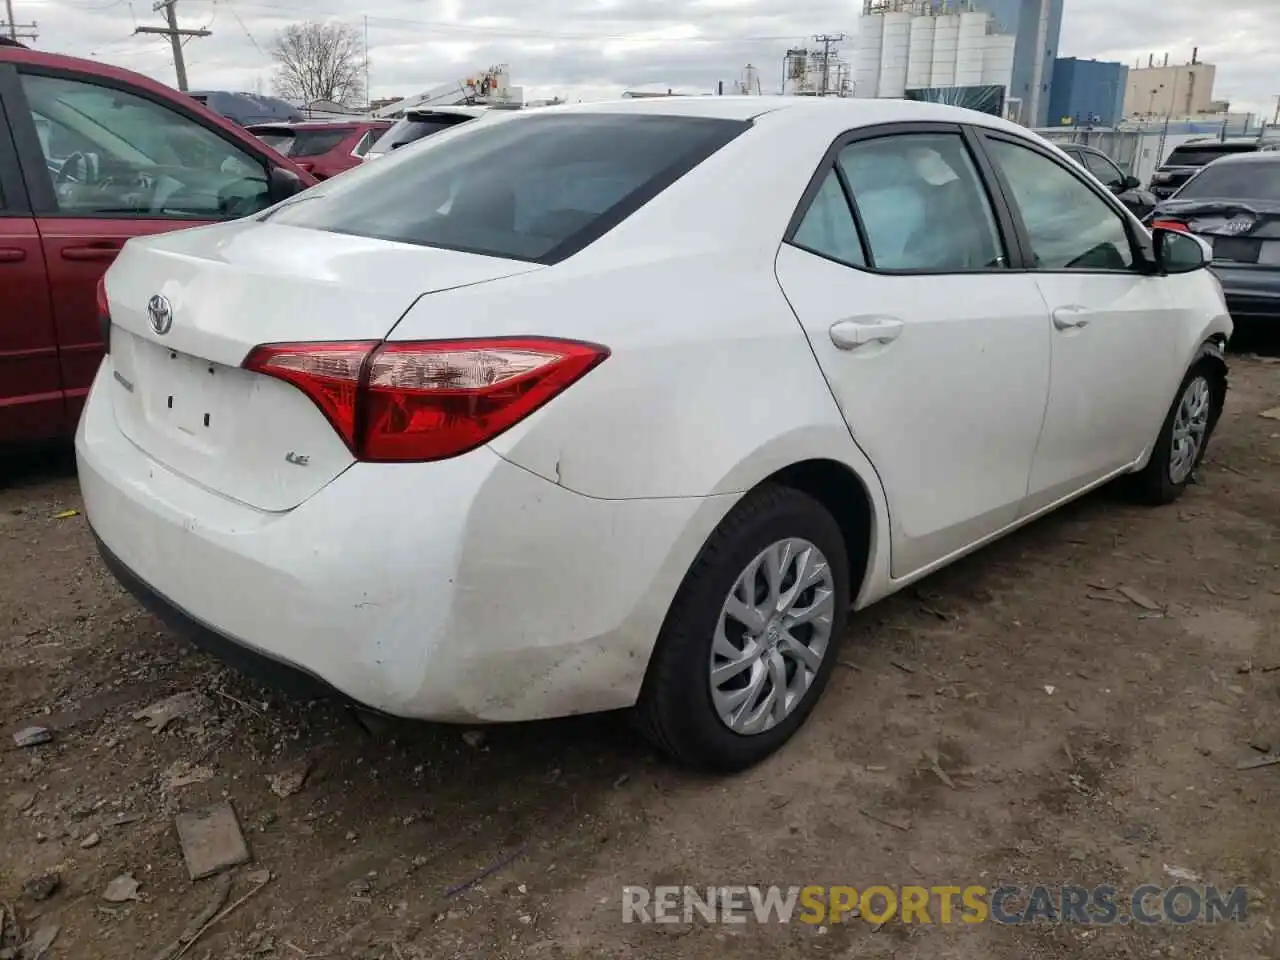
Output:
[
  {"xmin": 634, "ymin": 485, "xmax": 851, "ymax": 772},
  {"xmin": 1128, "ymin": 361, "xmax": 1224, "ymax": 505}
]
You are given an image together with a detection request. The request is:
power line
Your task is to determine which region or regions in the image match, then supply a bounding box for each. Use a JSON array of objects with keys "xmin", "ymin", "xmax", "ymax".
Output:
[
  {"xmin": 134, "ymin": 0, "xmax": 210, "ymax": 91},
  {"xmin": 3, "ymin": 0, "xmax": 38, "ymax": 43},
  {"xmin": 812, "ymin": 34, "xmax": 845, "ymax": 96}
]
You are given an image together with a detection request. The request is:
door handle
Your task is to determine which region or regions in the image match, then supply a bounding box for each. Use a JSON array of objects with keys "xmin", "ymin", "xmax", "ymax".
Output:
[
  {"xmin": 829, "ymin": 317, "xmax": 905, "ymax": 350},
  {"xmin": 1051, "ymin": 305, "xmax": 1091, "ymax": 330},
  {"xmin": 0, "ymin": 248, "xmax": 25, "ymax": 263},
  {"xmin": 62, "ymin": 244, "xmax": 122, "ymax": 262}
]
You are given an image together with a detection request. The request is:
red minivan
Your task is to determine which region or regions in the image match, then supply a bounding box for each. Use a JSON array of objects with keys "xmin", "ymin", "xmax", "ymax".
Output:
[{"xmin": 0, "ymin": 41, "xmax": 316, "ymax": 444}]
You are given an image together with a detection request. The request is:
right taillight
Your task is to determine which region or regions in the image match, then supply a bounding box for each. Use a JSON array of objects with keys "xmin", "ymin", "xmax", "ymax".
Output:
[{"xmin": 243, "ymin": 337, "xmax": 609, "ymax": 462}]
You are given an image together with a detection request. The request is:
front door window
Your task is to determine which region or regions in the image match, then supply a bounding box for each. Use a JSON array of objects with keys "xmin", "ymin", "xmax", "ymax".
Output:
[{"xmin": 20, "ymin": 73, "xmax": 271, "ymax": 219}]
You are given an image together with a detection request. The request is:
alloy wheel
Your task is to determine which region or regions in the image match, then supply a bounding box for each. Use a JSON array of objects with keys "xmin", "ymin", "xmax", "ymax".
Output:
[
  {"xmin": 708, "ymin": 537, "xmax": 836, "ymax": 735},
  {"xmin": 1169, "ymin": 374, "xmax": 1211, "ymax": 485}
]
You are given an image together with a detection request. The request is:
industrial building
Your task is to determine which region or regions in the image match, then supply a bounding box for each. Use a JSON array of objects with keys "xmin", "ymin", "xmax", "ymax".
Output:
[
  {"xmin": 851, "ymin": 0, "xmax": 1060, "ymax": 126},
  {"xmin": 977, "ymin": 0, "xmax": 1062, "ymax": 127},
  {"xmin": 1121, "ymin": 51, "xmax": 1222, "ymax": 119},
  {"xmin": 1047, "ymin": 57, "xmax": 1128, "ymax": 126}
]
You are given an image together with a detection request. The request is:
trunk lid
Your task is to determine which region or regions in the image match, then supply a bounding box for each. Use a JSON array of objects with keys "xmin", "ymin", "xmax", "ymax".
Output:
[
  {"xmin": 1152, "ymin": 199, "xmax": 1280, "ymax": 266},
  {"xmin": 102, "ymin": 218, "xmax": 541, "ymax": 511}
]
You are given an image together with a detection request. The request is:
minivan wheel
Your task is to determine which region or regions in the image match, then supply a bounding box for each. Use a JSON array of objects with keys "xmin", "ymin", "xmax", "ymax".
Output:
[
  {"xmin": 1128, "ymin": 361, "xmax": 1223, "ymax": 505},
  {"xmin": 634, "ymin": 484, "xmax": 850, "ymax": 772}
]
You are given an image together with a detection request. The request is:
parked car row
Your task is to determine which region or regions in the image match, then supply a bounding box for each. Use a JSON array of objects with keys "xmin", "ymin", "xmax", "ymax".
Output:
[{"xmin": 0, "ymin": 39, "xmax": 1252, "ymax": 772}]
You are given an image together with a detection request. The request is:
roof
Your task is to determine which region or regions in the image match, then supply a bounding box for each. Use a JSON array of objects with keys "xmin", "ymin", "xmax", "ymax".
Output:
[
  {"xmin": 1199, "ymin": 150, "xmax": 1280, "ymax": 166},
  {"xmin": 1176, "ymin": 137, "xmax": 1262, "ymax": 148},
  {"xmin": 531, "ymin": 94, "xmax": 1030, "ymax": 135},
  {"xmin": 402, "ymin": 104, "xmax": 494, "ymax": 119}
]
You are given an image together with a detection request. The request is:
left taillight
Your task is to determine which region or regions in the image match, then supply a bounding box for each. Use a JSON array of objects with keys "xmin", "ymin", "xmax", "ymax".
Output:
[
  {"xmin": 243, "ymin": 337, "xmax": 610, "ymax": 463},
  {"xmin": 96, "ymin": 275, "xmax": 111, "ymax": 353}
]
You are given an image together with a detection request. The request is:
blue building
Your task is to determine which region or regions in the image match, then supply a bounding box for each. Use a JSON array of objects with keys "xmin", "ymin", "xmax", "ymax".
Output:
[
  {"xmin": 1047, "ymin": 58, "xmax": 1129, "ymax": 127},
  {"xmin": 972, "ymin": 0, "xmax": 1063, "ymax": 127}
]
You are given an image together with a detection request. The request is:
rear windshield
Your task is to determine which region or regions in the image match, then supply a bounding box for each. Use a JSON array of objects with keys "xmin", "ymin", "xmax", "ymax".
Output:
[
  {"xmin": 270, "ymin": 113, "xmax": 750, "ymax": 263},
  {"xmin": 288, "ymin": 129, "xmax": 353, "ymax": 157},
  {"xmin": 1177, "ymin": 162, "xmax": 1280, "ymax": 202},
  {"xmin": 254, "ymin": 131, "xmax": 294, "ymax": 153},
  {"xmin": 1165, "ymin": 144, "xmax": 1257, "ymax": 168},
  {"xmin": 369, "ymin": 115, "xmax": 472, "ymax": 154}
]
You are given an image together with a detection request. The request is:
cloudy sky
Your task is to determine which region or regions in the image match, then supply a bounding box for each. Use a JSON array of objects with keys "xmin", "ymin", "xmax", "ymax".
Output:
[{"xmin": 14, "ymin": 0, "xmax": 1279, "ymax": 117}]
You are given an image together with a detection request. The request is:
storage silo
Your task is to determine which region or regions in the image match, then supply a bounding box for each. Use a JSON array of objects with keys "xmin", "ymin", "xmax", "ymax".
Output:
[
  {"xmin": 980, "ymin": 33, "xmax": 1016, "ymax": 93},
  {"xmin": 852, "ymin": 13, "xmax": 885, "ymax": 98},
  {"xmin": 954, "ymin": 11, "xmax": 988, "ymax": 87},
  {"xmin": 930, "ymin": 14, "xmax": 959, "ymax": 88},
  {"xmin": 877, "ymin": 11, "xmax": 913, "ymax": 99},
  {"xmin": 905, "ymin": 15, "xmax": 936, "ymax": 91}
]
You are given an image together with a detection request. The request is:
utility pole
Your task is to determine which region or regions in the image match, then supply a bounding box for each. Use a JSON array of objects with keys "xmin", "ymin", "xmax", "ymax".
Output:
[
  {"xmin": 135, "ymin": 0, "xmax": 210, "ymax": 92},
  {"xmin": 813, "ymin": 33, "xmax": 846, "ymax": 97},
  {"xmin": 2, "ymin": 0, "xmax": 38, "ymax": 43}
]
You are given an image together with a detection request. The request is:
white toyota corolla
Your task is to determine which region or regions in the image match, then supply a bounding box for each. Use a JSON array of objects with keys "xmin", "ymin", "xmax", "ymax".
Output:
[{"xmin": 79, "ymin": 96, "xmax": 1231, "ymax": 771}]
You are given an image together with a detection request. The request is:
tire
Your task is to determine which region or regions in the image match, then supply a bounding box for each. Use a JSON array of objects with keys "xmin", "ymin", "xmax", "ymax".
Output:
[
  {"xmin": 634, "ymin": 484, "xmax": 851, "ymax": 773},
  {"xmin": 1127, "ymin": 360, "xmax": 1224, "ymax": 505}
]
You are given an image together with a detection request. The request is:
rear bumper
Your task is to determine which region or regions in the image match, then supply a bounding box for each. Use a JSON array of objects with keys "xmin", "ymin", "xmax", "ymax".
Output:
[
  {"xmin": 77, "ymin": 361, "xmax": 729, "ymax": 722},
  {"xmin": 93, "ymin": 531, "xmax": 343, "ymax": 702},
  {"xmin": 1211, "ymin": 265, "xmax": 1280, "ymax": 322}
]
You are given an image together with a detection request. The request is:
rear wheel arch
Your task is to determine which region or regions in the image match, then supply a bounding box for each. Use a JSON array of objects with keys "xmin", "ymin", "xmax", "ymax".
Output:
[{"xmin": 762, "ymin": 458, "xmax": 875, "ymax": 604}]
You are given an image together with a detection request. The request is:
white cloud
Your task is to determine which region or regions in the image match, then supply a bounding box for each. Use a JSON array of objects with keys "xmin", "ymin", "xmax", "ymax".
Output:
[{"xmin": 19, "ymin": 0, "xmax": 1277, "ymax": 115}]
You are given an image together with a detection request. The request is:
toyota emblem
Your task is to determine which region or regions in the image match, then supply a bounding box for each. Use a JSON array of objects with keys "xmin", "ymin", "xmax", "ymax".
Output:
[{"xmin": 147, "ymin": 294, "xmax": 174, "ymax": 336}]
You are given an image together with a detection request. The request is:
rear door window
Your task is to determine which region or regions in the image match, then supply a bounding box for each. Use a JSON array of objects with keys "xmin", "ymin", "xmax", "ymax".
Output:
[
  {"xmin": 836, "ymin": 132, "xmax": 1006, "ymax": 271},
  {"xmin": 791, "ymin": 170, "xmax": 866, "ymax": 267},
  {"xmin": 271, "ymin": 113, "xmax": 749, "ymax": 263}
]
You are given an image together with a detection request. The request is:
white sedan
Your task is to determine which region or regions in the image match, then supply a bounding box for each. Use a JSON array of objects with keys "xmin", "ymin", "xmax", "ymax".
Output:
[{"xmin": 79, "ymin": 96, "xmax": 1231, "ymax": 772}]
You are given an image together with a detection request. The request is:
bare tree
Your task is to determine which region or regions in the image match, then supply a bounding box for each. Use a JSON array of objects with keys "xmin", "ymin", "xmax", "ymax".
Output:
[{"xmin": 271, "ymin": 20, "xmax": 365, "ymax": 107}]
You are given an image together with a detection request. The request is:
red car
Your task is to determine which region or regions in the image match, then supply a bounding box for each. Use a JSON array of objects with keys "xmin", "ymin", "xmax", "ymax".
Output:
[
  {"xmin": 0, "ymin": 41, "xmax": 317, "ymax": 445},
  {"xmin": 246, "ymin": 119, "xmax": 391, "ymax": 180}
]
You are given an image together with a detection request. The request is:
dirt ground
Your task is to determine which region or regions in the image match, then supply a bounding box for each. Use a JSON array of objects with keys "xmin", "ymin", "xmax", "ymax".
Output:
[{"xmin": 2, "ymin": 349, "xmax": 1278, "ymax": 960}]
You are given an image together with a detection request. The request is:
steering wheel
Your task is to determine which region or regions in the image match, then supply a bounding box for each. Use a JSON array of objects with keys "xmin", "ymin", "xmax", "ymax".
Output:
[{"xmin": 56, "ymin": 151, "xmax": 89, "ymax": 186}]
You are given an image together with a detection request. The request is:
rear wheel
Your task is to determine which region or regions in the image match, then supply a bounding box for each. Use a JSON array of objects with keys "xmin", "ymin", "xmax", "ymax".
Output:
[
  {"xmin": 1128, "ymin": 361, "xmax": 1223, "ymax": 505},
  {"xmin": 634, "ymin": 485, "xmax": 850, "ymax": 772}
]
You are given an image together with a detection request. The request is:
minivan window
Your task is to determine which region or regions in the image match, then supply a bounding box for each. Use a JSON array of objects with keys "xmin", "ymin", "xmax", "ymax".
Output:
[
  {"xmin": 20, "ymin": 73, "xmax": 270, "ymax": 219},
  {"xmin": 271, "ymin": 113, "xmax": 750, "ymax": 263},
  {"xmin": 1177, "ymin": 162, "xmax": 1280, "ymax": 202}
]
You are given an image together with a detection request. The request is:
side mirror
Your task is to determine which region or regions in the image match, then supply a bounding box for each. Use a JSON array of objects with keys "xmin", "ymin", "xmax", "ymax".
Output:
[
  {"xmin": 1121, "ymin": 175, "xmax": 1142, "ymax": 191},
  {"xmin": 267, "ymin": 166, "xmax": 307, "ymax": 204},
  {"xmin": 1153, "ymin": 226, "xmax": 1209, "ymax": 274}
]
